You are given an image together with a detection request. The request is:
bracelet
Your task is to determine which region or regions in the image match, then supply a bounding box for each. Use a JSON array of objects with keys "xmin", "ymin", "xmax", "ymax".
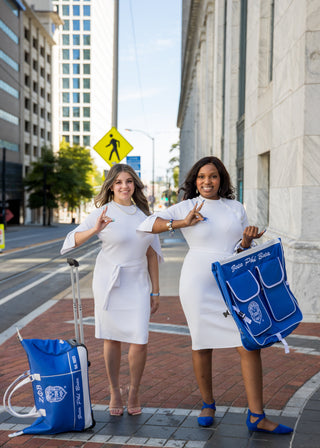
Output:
[
  {"xmin": 166, "ymin": 219, "xmax": 175, "ymax": 234},
  {"xmin": 150, "ymin": 293, "xmax": 160, "ymax": 297},
  {"xmin": 239, "ymin": 244, "xmax": 250, "ymax": 251}
]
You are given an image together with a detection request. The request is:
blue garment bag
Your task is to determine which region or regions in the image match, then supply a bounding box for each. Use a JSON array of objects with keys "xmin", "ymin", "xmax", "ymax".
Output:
[
  {"xmin": 212, "ymin": 238, "xmax": 303, "ymax": 352},
  {"xmin": 3, "ymin": 336, "xmax": 95, "ymax": 437}
]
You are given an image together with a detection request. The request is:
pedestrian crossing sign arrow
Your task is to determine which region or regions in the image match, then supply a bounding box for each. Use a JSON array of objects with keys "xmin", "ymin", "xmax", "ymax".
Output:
[{"xmin": 93, "ymin": 127, "xmax": 133, "ymax": 167}]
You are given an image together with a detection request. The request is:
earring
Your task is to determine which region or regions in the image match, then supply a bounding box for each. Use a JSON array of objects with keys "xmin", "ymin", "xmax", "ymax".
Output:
[{"xmin": 196, "ymin": 188, "xmax": 199, "ymax": 195}]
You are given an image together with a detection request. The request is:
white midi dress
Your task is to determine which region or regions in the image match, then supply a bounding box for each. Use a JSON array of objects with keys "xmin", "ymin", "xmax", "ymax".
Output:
[
  {"xmin": 138, "ymin": 196, "xmax": 249, "ymax": 350},
  {"xmin": 61, "ymin": 202, "xmax": 162, "ymax": 344}
]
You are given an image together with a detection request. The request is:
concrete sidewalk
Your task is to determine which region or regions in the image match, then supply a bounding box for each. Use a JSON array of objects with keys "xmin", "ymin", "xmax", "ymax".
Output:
[{"xmin": 0, "ymin": 233, "xmax": 320, "ymax": 447}]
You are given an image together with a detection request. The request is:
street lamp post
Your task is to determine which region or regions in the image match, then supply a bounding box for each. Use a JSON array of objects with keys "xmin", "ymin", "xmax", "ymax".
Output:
[{"xmin": 125, "ymin": 129, "xmax": 155, "ymax": 211}]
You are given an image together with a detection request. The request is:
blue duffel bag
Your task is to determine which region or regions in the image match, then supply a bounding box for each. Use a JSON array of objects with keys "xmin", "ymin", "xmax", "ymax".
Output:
[
  {"xmin": 3, "ymin": 334, "xmax": 95, "ymax": 437},
  {"xmin": 212, "ymin": 238, "xmax": 303, "ymax": 352}
]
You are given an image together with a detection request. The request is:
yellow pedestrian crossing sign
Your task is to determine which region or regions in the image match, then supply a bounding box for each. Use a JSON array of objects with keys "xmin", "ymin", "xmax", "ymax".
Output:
[{"xmin": 93, "ymin": 127, "xmax": 133, "ymax": 167}]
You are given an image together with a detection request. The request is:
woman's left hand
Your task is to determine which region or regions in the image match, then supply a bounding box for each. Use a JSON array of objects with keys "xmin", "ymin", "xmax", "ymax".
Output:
[
  {"xmin": 241, "ymin": 226, "xmax": 266, "ymax": 248},
  {"xmin": 150, "ymin": 296, "xmax": 160, "ymax": 314}
]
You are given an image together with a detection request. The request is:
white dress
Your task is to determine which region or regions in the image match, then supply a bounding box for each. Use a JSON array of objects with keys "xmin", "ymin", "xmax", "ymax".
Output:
[
  {"xmin": 61, "ymin": 201, "xmax": 163, "ymax": 344},
  {"xmin": 138, "ymin": 196, "xmax": 248, "ymax": 350}
]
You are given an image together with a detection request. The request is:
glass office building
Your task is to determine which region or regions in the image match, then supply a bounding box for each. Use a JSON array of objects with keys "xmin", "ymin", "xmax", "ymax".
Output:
[{"xmin": 52, "ymin": 0, "xmax": 114, "ymax": 156}]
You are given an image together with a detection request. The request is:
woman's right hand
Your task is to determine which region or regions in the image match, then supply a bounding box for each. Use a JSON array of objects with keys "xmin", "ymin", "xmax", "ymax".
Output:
[
  {"xmin": 183, "ymin": 202, "xmax": 205, "ymax": 227},
  {"xmin": 93, "ymin": 206, "xmax": 113, "ymax": 233}
]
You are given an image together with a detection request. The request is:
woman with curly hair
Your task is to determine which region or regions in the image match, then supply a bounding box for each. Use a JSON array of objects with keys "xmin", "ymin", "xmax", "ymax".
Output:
[
  {"xmin": 61, "ymin": 163, "xmax": 162, "ymax": 417},
  {"xmin": 138, "ymin": 156, "xmax": 292, "ymax": 434}
]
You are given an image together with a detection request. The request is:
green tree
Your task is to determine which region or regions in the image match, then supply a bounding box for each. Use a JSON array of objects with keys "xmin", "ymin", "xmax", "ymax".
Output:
[
  {"xmin": 24, "ymin": 147, "xmax": 59, "ymax": 225},
  {"xmin": 169, "ymin": 141, "xmax": 180, "ymax": 189},
  {"xmin": 57, "ymin": 142, "xmax": 94, "ymax": 221}
]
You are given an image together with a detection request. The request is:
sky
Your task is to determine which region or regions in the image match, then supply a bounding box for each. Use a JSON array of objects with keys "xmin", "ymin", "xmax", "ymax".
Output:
[{"xmin": 117, "ymin": 0, "xmax": 182, "ymax": 185}]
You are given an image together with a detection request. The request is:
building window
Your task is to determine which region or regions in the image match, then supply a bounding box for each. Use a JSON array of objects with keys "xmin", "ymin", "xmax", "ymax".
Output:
[
  {"xmin": 0, "ymin": 79, "xmax": 19, "ymax": 98},
  {"xmin": 32, "ymin": 59, "xmax": 38, "ymax": 71},
  {"xmin": 83, "ymin": 64, "xmax": 90, "ymax": 74},
  {"xmin": 62, "ymin": 49, "xmax": 70, "ymax": 60},
  {"xmin": 47, "ymin": 93, "xmax": 51, "ymax": 102},
  {"xmin": 47, "ymin": 54, "xmax": 51, "ymax": 64},
  {"xmin": 0, "ymin": 49, "xmax": 19, "ymax": 71},
  {"xmin": 73, "ymin": 78, "xmax": 80, "ymax": 89},
  {"xmin": 73, "ymin": 5, "xmax": 80, "ymax": 16},
  {"xmin": 83, "ymin": 78, "xmax": 90, "ymax": 89},
  {"xmin": 24, "ymin": 26, "xmax": 30, "ymax": 41},
  {"xmin": 0, "ymin": 19, "xmax": 19, "ymax": 43},
  {"xmin": 47, "ymin": 131, "xmax": 51, "ymax": 140},
  {"xmin": 83, "ymin": 107, "xmax": 90, "ymax": 117},
  {"xmin": 73, "ymin": 121, "xmax": 80, "ymax": 132},
  {"xmin": 73, "ymin": 20, "xmax": 80, "ymax": 31},
  {"xmin": 63, "ymin": 135, "xmax": 70, "ymax": 143},
  {"xmin": 33, "ymin": 124, "xmax": 38, "ymax": 136},
  {"xmin": 63, "ymin": 106, "xmax": 70, "ymax": 117},
  {"xmin": 25, "ymin": 143, "xmax": 30, "ymax": 154},
  {"xmin": 83, "ymin": 121, "xmax": 90, "ymax": 132},
  {"xmin": 83, "ymin": 20, "xmax": 90, "ymax": 31},
  {"xmin": 73, "ymin": 34, "xmax": 80, "ymax": 45},
  {"xmin": 63, "ymin": 121, "xmax": 70, "ymax": 131},
  {"xmin": 73, "ymin": 63, "xmax": 80, "ymax": 74},
  {"xmin": 83, "ymin": 5, "xmax": 90, "ymax": 16},
  {"xmin": 47, "ymin": 73, "xmax": 51, "ymax": 83},
  {"xmin": 32, "ymin": 37, "xmax": 38, "ymax": 49},
  {"xmin": 83, "ymin": 35, "xmax": 90, "ymax": 45},
  {"xmin": 62, "ymin": 5, "xmax": 69, "ymax": 16},
  {"xmin": 63, "ymin": 78, "xmax": 70, "ymax": 89},
  {"xmin": 40, "ymin": 46, "xmax": 45, "ymax": 57},
  {"xmin": 40, "ymin": 128, "xmax": 45, "ymax": 138},
  {"xmin": 25, "ymin": 120, "xmax": 30, "ymax": 131},
  {"xmin": 83, "ymin": 93, "xmax": 90, "ymax": 103},
  {"xmin": 62, "ymin": 92, "xmax": 70, "ymax": 103},
  {"xmin": 62, "ymin": 34, "xmax": 70, "ymax": 45},
  {"xmin": 47, "ymin": 112, "xmax": 51, "ymax": 122},
  {"xmin": 83, "ymin": 135, "xmax": 90, "ymax": 146},
  {"xmin": 24, "ymin": 97, "xmax": 30, "ymax": 109},
  {"xmin": 73, "ymin": 107, "xmax": 80, "ymax": 117},
  {"xmin": 83, "ymin": 49, "xmax": 90, "ymax": 60},
  {"xmin": 24, "ymin": 74, "xmax": 30, "ymax": 86},
  {"xmin": 33, "ymin": 103, "xmax": 38, "ymax": 114},
  {"xmin": 73, "ymin": 49, "xmax": 80, "ymax": 60},
  {"xmin": 33, "ymin": 81, "xmax": 38, "ymax": 93},
  {"xmin": 73, "ymin": 92, "xmax": 80, "ymax": 103},
  {"xmin": 24, "ymin": 51, "xmax": 30, "ymax": 63},
  {"xmin": 63, "ymin": 20, "xmax": 70, "ymax": 31},
  {"xmin": 40, "ymin": 67, "xmax": 45, "ymax": 77},
  {"xmin": 40, "ymin": 108, "xmax": 45, "ymax": 118},
  {"xmin": 73, "ymin": 136, "xmax": 80, "ymax": 145},
  {"xmin": 40, "ymin": 87, "xmax": 45, "ymax": 98},
  {"xmin": 33, "ymin": 146, "xmax": 37, "ymax": 156},
  {"xmin": 62, "ymin": 63, "xmax": 70, "ymax": 74}
]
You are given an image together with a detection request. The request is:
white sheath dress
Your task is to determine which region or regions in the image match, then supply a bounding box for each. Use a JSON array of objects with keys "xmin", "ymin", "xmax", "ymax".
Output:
[
  {"xmin": 138, "ymin": 196, "xmax": 249, "ymax": 350},
  {"xmin": 61, "ymin": 201, "xmax": 163, "ymax": 344}
]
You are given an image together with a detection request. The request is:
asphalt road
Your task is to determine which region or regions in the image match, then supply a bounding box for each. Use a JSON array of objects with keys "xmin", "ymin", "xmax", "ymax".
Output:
[{"xmin": 0, "ymin": 224, "xmax": 99, "ymax": 334}]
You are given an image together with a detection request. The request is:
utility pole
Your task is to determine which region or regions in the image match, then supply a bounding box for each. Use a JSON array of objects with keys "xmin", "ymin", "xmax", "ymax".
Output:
[
  {"xmin": 1, "ymin": 147, "xmax": 6, "ymax": 227},
  {"xmin": 112, "ymin": 0, "xmax": 119, "ymax": 128}
]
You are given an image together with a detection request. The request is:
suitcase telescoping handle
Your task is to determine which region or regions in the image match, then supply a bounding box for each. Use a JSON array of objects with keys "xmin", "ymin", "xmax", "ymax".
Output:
[{"xmin": 67, "ymin": 258, "xmax": 84, "ymax": 344}]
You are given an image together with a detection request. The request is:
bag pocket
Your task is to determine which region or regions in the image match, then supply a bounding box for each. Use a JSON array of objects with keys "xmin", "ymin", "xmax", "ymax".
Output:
[
  {"xmin": 255, "ymin": 257, "xmax": 296, "ymax": 321},
  {"xmin": 227, "ymin": 270, "xmax": 272, "ymax": 337}
]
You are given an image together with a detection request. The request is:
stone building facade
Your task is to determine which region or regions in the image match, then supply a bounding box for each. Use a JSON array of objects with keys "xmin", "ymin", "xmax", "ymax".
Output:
[{"xmin": 177, "ymin": 0, "xmax": 320, "ymax": 321}]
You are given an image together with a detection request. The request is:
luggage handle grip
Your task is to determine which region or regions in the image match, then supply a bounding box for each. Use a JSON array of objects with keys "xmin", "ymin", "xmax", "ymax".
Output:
[
  {"xmin": 3, "ymin": 372, "xmax": 44, "ymax": 419},
  {"xmin": 67, "ymin": 258, "xmax": 79, "ymax": 267}
]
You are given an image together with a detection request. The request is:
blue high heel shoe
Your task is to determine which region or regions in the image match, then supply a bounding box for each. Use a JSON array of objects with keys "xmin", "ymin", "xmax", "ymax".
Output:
[
  {"xmin": 197, "ymin": 401, "xmax": 216, "ymax": 427},
  {"xmin": 246, "ymin": 409, "xmax": 293, "ymax": 434}
]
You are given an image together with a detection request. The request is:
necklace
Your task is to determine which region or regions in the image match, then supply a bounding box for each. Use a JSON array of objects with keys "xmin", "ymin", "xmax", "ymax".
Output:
[{"xmin": 112, "ymin": 200, "xmax": 137, "ymax": 215}]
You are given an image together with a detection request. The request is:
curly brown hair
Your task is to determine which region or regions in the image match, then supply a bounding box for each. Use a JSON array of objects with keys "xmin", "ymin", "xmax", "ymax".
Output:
[
  {"xmin": 179, "ymin": 156, "xmax": 235, "ymax": 200},
  {"xmin": 94, "ymin": 164, "xmax": 150, "ymax": 215}
]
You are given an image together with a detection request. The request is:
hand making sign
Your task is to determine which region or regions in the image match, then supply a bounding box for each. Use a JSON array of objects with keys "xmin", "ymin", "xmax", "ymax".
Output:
[{"xmin": 93, "ymin": 127, "xmax": 133, "ymax": 167}]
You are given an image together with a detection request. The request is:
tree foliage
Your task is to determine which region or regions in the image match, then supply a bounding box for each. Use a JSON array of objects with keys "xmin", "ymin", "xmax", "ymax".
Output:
[
  {"xmin": 23, "ymin": 144, "xmax": 96, "ymax": 224},
  {"xmin": 57, "ymin": 142, "xmax": 94, "ymax": 212}
]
